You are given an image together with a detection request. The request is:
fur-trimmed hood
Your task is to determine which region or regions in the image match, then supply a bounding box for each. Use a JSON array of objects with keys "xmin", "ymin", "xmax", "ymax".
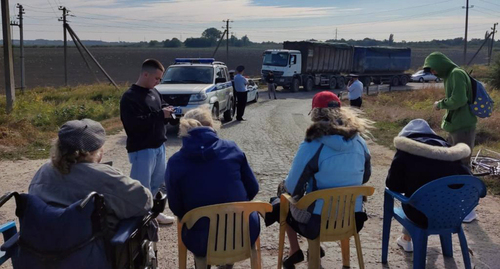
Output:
[
  {"xmin": 394, "ymin": 136, "xmax": 470, "ymax": 161},
  {"xmin": 305, "ymin": 121, "xmax": 358, "ymax": 142}
]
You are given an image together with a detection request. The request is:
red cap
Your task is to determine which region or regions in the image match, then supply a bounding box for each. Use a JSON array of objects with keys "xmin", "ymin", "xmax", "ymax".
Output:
[{"xmin": 311, "ymin": 91, "xmax": 341, "ymax": 109}]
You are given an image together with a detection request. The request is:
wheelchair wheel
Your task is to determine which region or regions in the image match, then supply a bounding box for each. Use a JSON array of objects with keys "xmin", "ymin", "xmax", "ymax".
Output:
[{"xmin": 142, "ymin": 241, "xmax": 158, "ymax": 269}]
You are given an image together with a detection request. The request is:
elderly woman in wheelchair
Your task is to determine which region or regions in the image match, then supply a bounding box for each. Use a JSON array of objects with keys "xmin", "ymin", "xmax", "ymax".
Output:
[{"xmin": 0, "ymin": 119, "xmax": 164, "ymax": 269}]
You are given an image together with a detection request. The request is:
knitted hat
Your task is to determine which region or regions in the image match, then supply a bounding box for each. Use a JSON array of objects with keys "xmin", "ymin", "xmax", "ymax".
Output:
[
  {"xmin": 312, "ymin": 91, "xmax": 341, "ymax": 109},
  {"xmin": 58, "ymin": 119, "xmax": 106, "ymax": 152}
]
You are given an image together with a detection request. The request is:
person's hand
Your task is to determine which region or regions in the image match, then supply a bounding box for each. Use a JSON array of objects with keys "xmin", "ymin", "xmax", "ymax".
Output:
[
  {"xmin": 433, "ymin": 101, "xmax": 441, "ymax": 111},
  {"xmin": 162, "ymin": 106, "xmax": 174, "ymax": 118}
]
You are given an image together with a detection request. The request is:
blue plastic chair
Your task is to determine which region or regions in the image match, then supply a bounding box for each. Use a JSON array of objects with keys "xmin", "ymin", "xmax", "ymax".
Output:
[
  {"xmin": 0, "ymin": 221, "xmax": 17, "ymax": 265},
  {"xmin": 381, "ymin": 175, "xmax": 486, "ymax": 269}
]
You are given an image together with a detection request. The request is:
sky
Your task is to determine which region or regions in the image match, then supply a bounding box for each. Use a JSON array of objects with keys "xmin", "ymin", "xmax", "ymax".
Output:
[{"xmin": 2, "ymin": 0, "xmax": 499, "ymax": 43}]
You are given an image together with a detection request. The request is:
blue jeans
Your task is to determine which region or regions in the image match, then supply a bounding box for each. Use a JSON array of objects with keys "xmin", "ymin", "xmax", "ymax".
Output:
[{"xmin": 128, "ymin": 144, "xmax": 166, "ymax": 196}]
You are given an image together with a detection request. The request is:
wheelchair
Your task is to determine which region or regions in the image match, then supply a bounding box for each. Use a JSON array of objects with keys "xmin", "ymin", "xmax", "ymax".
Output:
[{"xmin": 0, "ymin": 190, "xmax": 166, "ymax": 269}]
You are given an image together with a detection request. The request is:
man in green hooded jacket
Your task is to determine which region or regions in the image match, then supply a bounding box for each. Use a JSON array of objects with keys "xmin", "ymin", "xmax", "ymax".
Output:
[{"xmin": 423, "ymin": 52, "xmax": 477, "ymax": 165}]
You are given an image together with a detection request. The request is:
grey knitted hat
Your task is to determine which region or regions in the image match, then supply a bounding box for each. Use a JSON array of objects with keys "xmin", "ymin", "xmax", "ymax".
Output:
[{"xmin": 58, "ymin": 119, "xmax": 106, "ymax": 152}]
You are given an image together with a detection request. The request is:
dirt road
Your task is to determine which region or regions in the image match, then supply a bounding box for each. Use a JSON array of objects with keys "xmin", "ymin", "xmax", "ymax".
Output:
[{"xmin": 1, "ymin": 89, "xmax": 499, "ymax": 269}]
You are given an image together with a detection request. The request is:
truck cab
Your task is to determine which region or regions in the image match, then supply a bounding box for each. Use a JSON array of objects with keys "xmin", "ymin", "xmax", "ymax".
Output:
[
  {"xmin": 261, "ymin": 50, "xmax": 301, "ymax": 90},
  {"xmin": 155, "ymin": 58, "xmax": 235, "ymax": 124}
]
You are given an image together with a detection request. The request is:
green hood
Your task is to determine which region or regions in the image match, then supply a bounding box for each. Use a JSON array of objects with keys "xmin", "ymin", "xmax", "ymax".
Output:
[{"xmin": 423, "ymin": 52, "xmax": 458, "ymax": 79}]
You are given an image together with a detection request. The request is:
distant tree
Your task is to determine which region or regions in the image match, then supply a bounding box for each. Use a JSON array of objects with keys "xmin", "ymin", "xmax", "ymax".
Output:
[
  {"xmin": 149, "ymin": 40, "xmax": 159, "ymax": 47},
  {"xmin": 184, "ymin": 37, "xmax": 213, "ymax": 48},
  {"xmin": 490, "ymin": 54, "xmax": 500, "ymax": 90},
  {"xmin": 389, "ymin": 34, "xmax": 394, "ymax": 45},
  {"xmin": 202, "ymin": 27, "xmax": 223, "ymax": 39},
  {"xmin": 241, "ymin": 35, "xmax": 251, "ymax": 46},
  {"xmin": 163, "ymin": 38, "xmax": 182, "ymax": 48}
]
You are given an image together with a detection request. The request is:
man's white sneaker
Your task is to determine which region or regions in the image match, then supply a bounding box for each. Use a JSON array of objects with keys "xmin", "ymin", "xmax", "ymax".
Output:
[
  {"xmin": 463, "ymin": 210, "xmax": 477, "ymax": 223},
  {"xmin": 156, "ymin": 213, "xmax": 175, "ymax": 225},
  {"xmin": 397, "ymin": 236, "xmax": 413, "ymax": 252}
]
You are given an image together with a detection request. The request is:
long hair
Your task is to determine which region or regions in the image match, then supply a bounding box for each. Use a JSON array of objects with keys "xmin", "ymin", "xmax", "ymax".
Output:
[
  {"xmin": 179, "ymin": 105, "xmax": 221, "ymax": 137},
  {"xmin": 309, "ymin": 107, "xmax": 374, "ymax": 139},
  {"xmin": 50, "ymin": 139, "xmax": 101, "ymax": 174}
]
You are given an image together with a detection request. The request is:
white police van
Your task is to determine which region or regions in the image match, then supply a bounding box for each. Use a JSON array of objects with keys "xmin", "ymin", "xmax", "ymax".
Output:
[{"xmin": 155, "ymin": 58, "xmax": 235, "ymax": 124}]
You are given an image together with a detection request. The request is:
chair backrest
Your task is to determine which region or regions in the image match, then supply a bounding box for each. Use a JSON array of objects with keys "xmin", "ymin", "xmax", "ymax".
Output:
[
  {"xmin": 409, "ymin": 175, "xmax": 486, "ymax": 231},
  {"xmin": 294, "ymin": 186, "xmax": 375, "ymax": 242},
  {"xmin": 180, "ymin": 202, "xmax": 272, "ymax": 265}
]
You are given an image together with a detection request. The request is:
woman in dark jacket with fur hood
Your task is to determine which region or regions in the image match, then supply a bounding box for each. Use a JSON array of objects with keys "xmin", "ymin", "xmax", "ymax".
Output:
[{"xmin": 385, "ymin": 119, "xmax": 471, "ymax": 253}]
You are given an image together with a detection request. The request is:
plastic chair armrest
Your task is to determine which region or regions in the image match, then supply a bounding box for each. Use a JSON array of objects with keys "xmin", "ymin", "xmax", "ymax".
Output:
[
  {"xmin": 385, "ymin": 188, "xmax": 410, "ymax": 204},
  {"xmin": 110, "ymin": 217, "xmax": 143, "ymax": 245}
]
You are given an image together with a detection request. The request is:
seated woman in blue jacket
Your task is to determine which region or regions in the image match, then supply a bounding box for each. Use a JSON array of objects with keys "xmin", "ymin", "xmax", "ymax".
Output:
[
  {"xmin": 282, "ymin": 91, "xmax": 372, "ymax": 268},
  {"xmin": 165, "ymin": 106, "xmax": 260, "ymax": 269}
]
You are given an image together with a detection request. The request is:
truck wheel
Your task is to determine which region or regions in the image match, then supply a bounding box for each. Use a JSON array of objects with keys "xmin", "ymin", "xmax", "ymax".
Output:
[
  {"xmin": 373, "ymin": 78, "xmax": 382, "ymax": 85},
  {"xmin": 291, "ymin": 78, "xmax": 300, "ymax": 92},
  {"xmin": 391, "ymin": 76, "xmax": 400, "ymax": 86},
  {"xmin": 223, "ymin": 98, "xmax": 234, "ymax": 122},
  {"xmin": 336, "ymin": 76, "xmax": 346, "ymax": 89},
  {"xmin": 329, "ymin": 76, "xmax": 337, "ymax": 90},
  {"xmin": 305, "ymin": 77, "xmax": 314, "ymax": 92},
  {"xmin": 399, "ymin": 75, "xmax": 409, "ymax": 86},
  {"xmin": 362, "ymin": 77, "xmax": 371, "ymax": 87}
]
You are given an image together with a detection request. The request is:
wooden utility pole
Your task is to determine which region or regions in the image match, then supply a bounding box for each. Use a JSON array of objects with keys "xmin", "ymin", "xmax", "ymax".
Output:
[
  {"xmin": 59, "ymin": 6, "xmax": 70, "ymax": 86},
  {"xmin": 2, "ymin": 0, "xmax": 15, "ymax": 113},
  {"xmin": 11, "ymin": 3, "xmax": 25, "ymax": 92},
  {"xmin": 462, "ymin": 1, "xmax": 474, "ymax": 65},
  {"xmin": 223, "ymin": 19, "xmax": 232, "ymax": 64},
  {"xmin": 489, "ymin": 23, "xmax": 498, "ymax": 66}
]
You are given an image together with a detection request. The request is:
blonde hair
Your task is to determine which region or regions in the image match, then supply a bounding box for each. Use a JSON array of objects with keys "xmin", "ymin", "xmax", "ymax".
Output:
[
  {"xmin": 51, "ymin": 139, "xmax": 102, "ymax": 174},
  {"xmin": 179, "ymin": 105, "xmax": 221, "ymax": 137},
  {"xmin": 310, "ymin": 107, "xmax": 374, "ymax": 138}
]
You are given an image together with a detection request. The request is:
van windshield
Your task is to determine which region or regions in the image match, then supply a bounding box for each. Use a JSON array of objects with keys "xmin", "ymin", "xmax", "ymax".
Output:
[
  {"xmin": 161, "ymin": 66, "xmax": 214, "ymax": 84},
  {"xmin": 263, "ymin": 52, "xmax": 289, "ymax": 67}
]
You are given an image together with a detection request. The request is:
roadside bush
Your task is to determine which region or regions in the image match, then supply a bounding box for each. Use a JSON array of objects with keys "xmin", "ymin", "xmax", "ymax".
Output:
[{"xmin": 490, "ymin": 55, "xmax": 500, "ymax": 90}]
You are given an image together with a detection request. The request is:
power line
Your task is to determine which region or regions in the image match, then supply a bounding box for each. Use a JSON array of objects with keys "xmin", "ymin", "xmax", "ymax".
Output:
[{"xmin": 478, "ymin": 0, "xmax": 500, "ymax": 8}]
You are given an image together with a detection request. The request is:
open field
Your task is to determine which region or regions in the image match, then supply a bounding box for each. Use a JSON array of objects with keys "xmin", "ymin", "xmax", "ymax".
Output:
[{"xmin": 0, "ymin": 45, "xmax": 494, "ymax": 93}]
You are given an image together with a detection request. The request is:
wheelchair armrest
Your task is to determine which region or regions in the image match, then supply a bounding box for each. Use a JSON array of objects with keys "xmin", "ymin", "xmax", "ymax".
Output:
[
  {"xmin": 385, "ymin": 188, "xmax": 410, "ymax": 204},
  {"xmin": 110, "ymin": 217, "xmax": 143, "ymax": 246},
  {"xmin": 0, "ymin": 232, "xmax": 18, "ymax": 252},
  {"xmin": 0, "ymin": 192, "xmax": 19, "ymax": 208}
]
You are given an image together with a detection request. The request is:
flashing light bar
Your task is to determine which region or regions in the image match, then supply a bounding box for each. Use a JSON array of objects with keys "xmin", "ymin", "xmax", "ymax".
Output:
[{"xmin": 175, "ymin": 58, "xmax": 215, "ymax": 64}]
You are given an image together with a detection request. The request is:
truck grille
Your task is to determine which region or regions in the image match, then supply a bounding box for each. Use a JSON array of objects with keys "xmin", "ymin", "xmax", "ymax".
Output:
[
  {"xmin": 262, "ymin": 70, "xmax": 284, "ymax": 77},
  {"xmin": 162, "ymin": 94, "xmax": 191, "ymax": 106}
]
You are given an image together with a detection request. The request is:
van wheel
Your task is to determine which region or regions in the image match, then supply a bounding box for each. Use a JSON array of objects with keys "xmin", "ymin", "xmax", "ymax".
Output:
[
  {"xmin": 291, "ymin": 78, "xmax": 300, "ymax": 92},
  {"xmin": 212, "ymin": 104, "xmax": 219, "ymax": 120},
  {"xmin": 223, "ymin": 99, "xmax": 234, "ymax": 122},
  {"xmin": 305, "ymin": 77, "xmax": 314, "ymax": 92}
]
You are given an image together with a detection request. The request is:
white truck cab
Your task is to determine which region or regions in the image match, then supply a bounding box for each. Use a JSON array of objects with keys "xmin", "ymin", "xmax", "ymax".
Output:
[
  {"xmin": 155, "ymin": 58, "xmax": 235, "ymax": 124},
  {"xmin": 261, "ymin": 49, "xmax": 302, "ymax": 90}
]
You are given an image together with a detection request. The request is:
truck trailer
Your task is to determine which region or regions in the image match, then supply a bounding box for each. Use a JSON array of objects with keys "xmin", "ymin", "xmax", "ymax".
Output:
[{"xmin": 261, "ymin": 41, "xmax": 411, "ymax": 92}]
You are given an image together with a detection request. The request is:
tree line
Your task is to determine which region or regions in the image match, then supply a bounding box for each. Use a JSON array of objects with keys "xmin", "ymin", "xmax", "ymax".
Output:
[{"xmin": 145, "ymin": 27, "xmax": 253, "ymax": 48}]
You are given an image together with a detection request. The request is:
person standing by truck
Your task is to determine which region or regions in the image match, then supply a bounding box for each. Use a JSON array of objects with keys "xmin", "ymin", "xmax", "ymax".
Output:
[
  {"xmin": 266, "ymin": 71, "xmax": 277, "ymax": 100},
  {"xmin": 347, "ymin": 74, "xmax": 363, "ymax": 108},
  {"xmin": 234, "ymin": 65, "xmax": 249, "ymax": 121}
]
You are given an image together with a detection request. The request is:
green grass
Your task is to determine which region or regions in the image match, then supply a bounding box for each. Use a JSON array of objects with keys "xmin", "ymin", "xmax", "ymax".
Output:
[{"xmin": 0, "ymin": 84, "xmax": 127, "ymax": 160}]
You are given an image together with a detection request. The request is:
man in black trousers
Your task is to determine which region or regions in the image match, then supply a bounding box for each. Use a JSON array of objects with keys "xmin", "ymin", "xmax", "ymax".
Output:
[{"xmin": 233, "ymin": 65, "xmax": 248, "ymax": 121}]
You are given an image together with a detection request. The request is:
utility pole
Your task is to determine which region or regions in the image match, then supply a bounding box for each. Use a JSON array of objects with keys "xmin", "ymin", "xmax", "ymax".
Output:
[
  {"xmin": 59, "ymin": 6, "xmax": 70, "ymax": 86},
  {"xmin": 335, "ymin": 28, "xmax": 338, "ymax": 40},
  {"xmin": 462, "ymin": 1, "xmax": 474, "ymax": 65},
  {"xmin": 489, "ymin": 23, "xmax": 498, "ymax": 66},
  {"xmin": 223, "ymin": 19, "xmax": 232, "ymax": 64},
  {"xmin": 2, "ymin": 0, "xmax": 15, "ymax": 113},
  {"xmin": 11, "ymin": 3, "xmax": 25, "ymax": 92}
]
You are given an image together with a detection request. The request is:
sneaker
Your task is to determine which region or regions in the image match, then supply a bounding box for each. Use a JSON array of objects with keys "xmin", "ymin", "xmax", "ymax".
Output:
[
  {"xmin": 156, "ymin": 213, "xmax": 175, "ymax": 225},
  {"xmin": 397, "ymin": 236, "xmax": 413, "ymax": 252},
  {"xmin": 463, "ymin": 210, "xmax": 477, "ymax": 223},
  {"xmin": 283, "ymin": 249, "xmax": 304, "ymax": 269}
]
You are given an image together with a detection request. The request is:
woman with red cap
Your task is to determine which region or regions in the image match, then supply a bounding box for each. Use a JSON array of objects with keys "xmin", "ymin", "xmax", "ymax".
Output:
[{"xmin": 281, "ymin": 91, "xmax": 373, "ymax": 268}]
